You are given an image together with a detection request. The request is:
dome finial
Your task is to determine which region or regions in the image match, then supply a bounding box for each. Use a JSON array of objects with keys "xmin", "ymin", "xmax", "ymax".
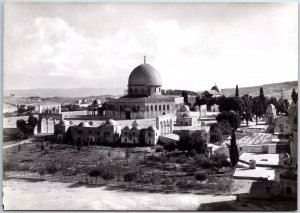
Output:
[{"xmin": 144, "ymin": 56, "xmax": 146, "ymax": 64}]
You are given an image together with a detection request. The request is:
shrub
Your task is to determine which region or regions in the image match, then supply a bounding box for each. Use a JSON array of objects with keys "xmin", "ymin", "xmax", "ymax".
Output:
[
  {"xmin": 211, "ymin": 153, "xmax": 228, "ymax": 168},
  {"xmin": 46, "ymin": 163, "xmax": 58, "ymax": 176},
  {"xmin": 155, "ymin": 147, "xmax": 164, "ymax": 152},
  {"xmin": 124, "ymin": 172, "xmax": 137, "ymax": 188},
  {"xmin": 195, "ymin": 171, "xmax": 207, "ymax": 182},
  {"xmin": 102, "ymin": 171, "xmax": 114, "ymax": 183},
  {"xmin": 195, "ymin": 155, "xmax": 213, "ymax": 169},
  {"xmin": 176, "ymin": 180, "xmax": 197, "ymax": 189}
]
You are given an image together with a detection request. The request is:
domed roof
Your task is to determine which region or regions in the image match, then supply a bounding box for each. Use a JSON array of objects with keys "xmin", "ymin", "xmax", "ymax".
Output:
[
  {"xmin": 128, "ymin": 63, "xmax": 162, "ymax": 86},
  {"xmin": 78, "ymin": 121, "xmax": 90, "ymax": 127},
  {"xmin": 104, "ymin": 119, "xmax": 117, "ymax": 126},
  {"xmin": 211, "ymin": 85, "xmax": 220, "ymax": 93},
  {"xmin": 179, "ymin": 105, "xmax": 190, "ymax": 112},
  {"xmin": 148, "ymin": 126, "xmax": 157, "ymax": 131},
  {"xmin": 59, "ymin": 120, "xmax": 69, "ymax": 126},
  {"xmin": 123, "ymin": 126, "xmax": 131, "ymax": 130}
]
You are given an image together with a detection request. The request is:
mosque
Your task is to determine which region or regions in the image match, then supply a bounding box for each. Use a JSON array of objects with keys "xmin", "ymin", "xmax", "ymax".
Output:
[{"xmin": 105, "ymin": 57, "xmax": 184, "ymax": 120}]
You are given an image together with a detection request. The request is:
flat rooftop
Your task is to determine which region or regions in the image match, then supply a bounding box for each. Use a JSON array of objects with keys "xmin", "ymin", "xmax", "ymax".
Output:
[
  {"xmin": 239, "ymin": 153, "xmax": 282, "ymax": 167},
  {"xmin": 233, "ymin": 167, "xmax": 279, "ymax": 181}
]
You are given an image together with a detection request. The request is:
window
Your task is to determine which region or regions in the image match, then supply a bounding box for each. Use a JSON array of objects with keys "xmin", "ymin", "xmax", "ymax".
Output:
[
  {"xmin": 89, "ymin": 130, "xmax": 91, "ymax": 134},
  {"xmin": 133, "ymin": 132, "xmax": 135, "ymax": 136},
  {"xmin": 125, "ymin": 138, "xmax": 127, "ymax": 143},
  {"xmin": 155, "ymin": 105, "xmax": 157, "ymax": 111},
  {"xmin": 87, "ymin": 138, "xmax": 89, "ymax": 142},
  {"xmin": 108, "ymin": 132, "xmax": 110, "ymax": 136},
  {"xmin": 159, "ymin": 105, "xmax": 161, "ymax": 111},
  {"xmin": 133, "ymin": 139, "xmax": 136, "ymax": 144},
  {"xmin": 148, "ymin": 133, "xmax": 151, "ymax": 137},
  {"xmin": 125, "ymin": 132, "xmax": 127, "ymax": 136},
  {"xmin": 167, "ymin": 105, "xmax": 170, "ymax": 111},
  {"xmin": 163, "ymin": 105, "xmax": 165, "ymax": 110},
  {"xmin": 186, "ymin": 122, "xmax": 188, "ymax": 125},
  {"xmin": 151, "ymin": 105, "xmax": 153, "ymax": 111}
]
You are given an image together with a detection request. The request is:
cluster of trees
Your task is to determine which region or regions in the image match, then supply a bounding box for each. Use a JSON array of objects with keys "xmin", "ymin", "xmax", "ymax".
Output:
[
  {"xmin": 163, "ymin": 130, "xmax": 207, "ymax": 157},
  {"xmin": 162, "ymin": 89, "xmax": 197, "ymax": 96},
  {"xmin": 16, "ymin": 114, "xmax": 38, "ymax": 138},
  {"xmin": 61, "ymin": 104, "xmax": 84, "ymax": 112}
]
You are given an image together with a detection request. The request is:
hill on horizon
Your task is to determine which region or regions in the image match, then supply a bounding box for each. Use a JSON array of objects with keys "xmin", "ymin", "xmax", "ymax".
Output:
[{"xmin": 221, "ymin": 81, "xmax": 298, "ymax": 100}]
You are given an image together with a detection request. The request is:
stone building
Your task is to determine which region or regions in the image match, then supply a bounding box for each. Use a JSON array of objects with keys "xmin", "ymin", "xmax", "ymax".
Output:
[
  {"xmin": 105, "ymin": 58, "xmax": 184, "ymax": 119},
  {"xmin": 120, "ymin": 120, "xmax": 160, "ymax": 145},
  {"xmin": 211, "ymin": 104, "xmax": 219, "ymax": 112},
  {"xmin": 176, "ymin": 105, "xmax": 197, "ymax": 126}
]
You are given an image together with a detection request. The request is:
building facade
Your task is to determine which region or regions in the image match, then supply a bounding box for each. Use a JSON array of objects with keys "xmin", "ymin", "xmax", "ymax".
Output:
[{"xmin": 105, "ymin": 59, "xmax": 184, "ymax": 119}]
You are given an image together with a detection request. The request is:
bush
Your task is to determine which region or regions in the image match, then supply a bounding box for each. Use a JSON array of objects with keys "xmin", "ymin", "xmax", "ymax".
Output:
[
  {"xmin": 195, "ymin": 171, "xmax": 207, "ymax": 182},
  {"xmin": 102, "ymin": 171, "xmax": 114, "ymax": 182},
  {"xmin": 124, "ymin": 172, "xmax": 137, "ymax": 182},
  {"xmin": 211, "ymin": 153, "xmax": 228, "ymax": 168},
  {"xmin": 155, "ymin": 147, "xmax": 164, "ymax": 152},
  {"xmin": 46, "ymin": 163, "xmax": 58, "ymax": 176},
  {"xmin": 176, "ymin": 180, "xmax": 197, "ymax": 189},
  {"xmin": 195, "ymin": 155, "xmax": 213, "ymax": 169}
]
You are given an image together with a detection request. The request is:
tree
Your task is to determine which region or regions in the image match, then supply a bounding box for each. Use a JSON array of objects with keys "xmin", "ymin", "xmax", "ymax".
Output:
[
  {"xmin": 102, "ymin": 170, "xmax": 114, "ymax": 184},
  {"xmin": 229, "ymin": 128, "xmax": 239, "ymax": 167},
  {"xmin": 242, "ymin": 95, "xmax": 252, "ymax": 126},
  {"xmin": 235, "ymin": 85, "xmax": 239, "ymax": 97},
  {"xmin": 259, "ymin": 87, "xmax": 267, "ymax": 112},
  {"xmin": 124, "ymin": 172, "xmax": 137, "ymax": 188},
  {"xmin": 177, "ymin": 130, "xmax": 207, "ymax": 155},
  {"xmin": 195, "ymin": 171, "xmax": 207, "ymax": 182},
  {"xmin": 16, "ymin": 119, "xmax": 26, "ymax": 130},
  {"xmin": 27, "ymin": 114, "xmax": 38, "ymax": 128},
  {"xmin": 252, "ymin": 96, "xmax": 264, "ymax": 125},
  {"xmin": 182, "ymin": 91, "xmax": 188, "ymax": 104},
  {"xmin": 164, "ymin": 141, "xmax": 177, "ymax": 155},
  {"xmin": 216, "ymin": 111, "xmax": 241, "ymax": 129},
  {"xmin": 17, "ymin": 105, "xmax": 27, "ymax": 114},
  {"xmin": 291, "ymin": 88, "xmax": 298, "ymax": 104}
]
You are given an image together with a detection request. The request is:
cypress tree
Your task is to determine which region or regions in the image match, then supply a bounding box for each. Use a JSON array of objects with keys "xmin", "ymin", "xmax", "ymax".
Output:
[
  {"xmin": 291, "ymin": 88, "xmax": 298, "ymax": 104},
  {"xmin": 229, "ymin": 127, "xmax": 239, "ymax": 167},
  {"xmin": 235, "ymin": 85, "xmax": 239, "ymax": 97}
]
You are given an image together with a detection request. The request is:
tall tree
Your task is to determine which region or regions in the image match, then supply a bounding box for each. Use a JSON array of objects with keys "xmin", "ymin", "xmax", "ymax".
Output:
[
  {"xmin": 242, "ymin": 95, "xmax": 252, "ymax": 126},
  {"xmin": 235, "ymin": 85, "xmax": 239, "ymax": 97},
  {"xmin": 182, "ymin": 91, "xmax": 188, "ymax": 104},
  {"xmin": 291, "ymin": 88, "xmax": 298, "ymax": 104},
  {"xmin": 252, "ymin": 97, "xmax": 264, "ymax": 125},
  {"xmin": 229, "ymin": 128, "xmax": 239, "ymax": 167},
  {"xmin": 259, "ymin": 87, "xmax": 267, "ymax": 112}
]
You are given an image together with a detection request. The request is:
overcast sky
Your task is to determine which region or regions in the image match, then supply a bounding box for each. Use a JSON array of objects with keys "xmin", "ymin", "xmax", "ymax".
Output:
[{"xmin": 4, "ymin": 2, "xmax": 298, "ymax": 91}]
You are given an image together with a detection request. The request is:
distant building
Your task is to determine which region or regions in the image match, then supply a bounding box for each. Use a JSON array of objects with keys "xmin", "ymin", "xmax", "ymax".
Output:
[{"xmin": 199, "ymin": 84, "xmax": 222, "ymax": 98}]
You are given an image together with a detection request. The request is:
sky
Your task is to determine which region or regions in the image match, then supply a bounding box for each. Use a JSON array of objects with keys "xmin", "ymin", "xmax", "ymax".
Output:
[{"xmin": 4, "ymin": 2, "xmax": 298, "ymax": 92}]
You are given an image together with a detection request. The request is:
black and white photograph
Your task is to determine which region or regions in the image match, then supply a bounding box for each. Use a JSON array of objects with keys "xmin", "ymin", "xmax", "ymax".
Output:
[{"xmin": 2, "ymin": 2, "xmax": 298, "ymax": 211}]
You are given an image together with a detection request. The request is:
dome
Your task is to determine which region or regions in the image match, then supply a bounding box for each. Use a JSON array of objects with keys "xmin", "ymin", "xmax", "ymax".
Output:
[
  {"xmin": 128, "ymin": 63, "xmax": 162, "ymax": 86},
  {"xmin": 148, "ymin": 126, "xmax": 157, "ymax": 131},
  {"xmin": 78, "ymin": 121, "xmax": 90, "ymax": 127},
  {"xmin": 211, "ymin": 85, "xmax": 220, "ymax": 93},
  {"xmin": 59, "ymin": 120, "xmax": 69, "ymax": 126},
  {"xmin": 123, "ymin": 126, "xmax": 131, "ymax": 130},
  {"xmin": 179, "ymin": 105, "xmax": 190, "ymax": 112},
  {"xmin": 92, "ymin": 99, "xmax": 101, "ymax": 105},
  {"xmin": 104, "ymin": 119, "xmax": 117, "ymax": 126}
]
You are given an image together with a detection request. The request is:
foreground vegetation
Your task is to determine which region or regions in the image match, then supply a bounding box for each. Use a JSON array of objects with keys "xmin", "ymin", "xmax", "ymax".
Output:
[{"xmin": 4, "ymin": 142, "xmax": 233, "ymax": 195}]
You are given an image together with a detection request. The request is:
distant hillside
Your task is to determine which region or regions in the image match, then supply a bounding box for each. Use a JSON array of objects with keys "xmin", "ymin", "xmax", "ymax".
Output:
[
  {"xmin": 221, "ymin": 81, "xmax": 298, "ymax": 100},
  {"xmin": 4, "ymin": 88, "xmax": 124, "ymax": 98}
]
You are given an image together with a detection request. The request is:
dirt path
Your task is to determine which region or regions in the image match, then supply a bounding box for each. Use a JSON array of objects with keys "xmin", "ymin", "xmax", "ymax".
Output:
[
  {"xmin": 3, "ymin": 179, "xmax": 236, "ymax": 210},
  {"xmin": 3, "ymin": 139, "xmax": 32, "ymax": 150}
]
